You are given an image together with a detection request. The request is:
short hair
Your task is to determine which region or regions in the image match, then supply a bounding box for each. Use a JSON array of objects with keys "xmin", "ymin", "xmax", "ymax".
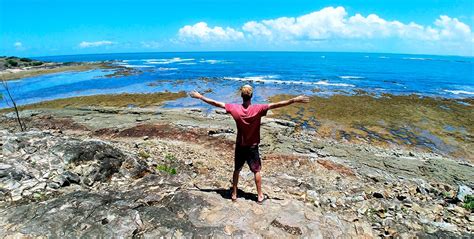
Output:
[{"xmin": 240, "ymin": 85, "xmax": 253, "ymax": 101}]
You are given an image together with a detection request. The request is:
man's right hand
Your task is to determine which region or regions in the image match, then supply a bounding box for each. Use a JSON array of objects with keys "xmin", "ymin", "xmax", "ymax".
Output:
[
  {"xmin": 292, "ymin": 95, "xmax": 310, "ymax": 103},
  {"xmin": 189, "ymin": 91, "xmax": 203, "ymax": 99}
]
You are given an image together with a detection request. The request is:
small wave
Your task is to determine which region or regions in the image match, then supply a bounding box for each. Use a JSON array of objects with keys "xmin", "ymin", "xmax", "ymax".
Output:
[
  {"xmin": 314, "ymin": 80, "xmax": 354, "ymax": 87},
  {"xmin": 339, "ymin": 76, "xmax": 364, "ymax": 79},
  {"xmin": 178, "ymin": 62, "xmax": 197, "ymax": 65},
  {"xmin": 199, "ymin": 59, "xmax": 229, "ymax": 64},
  {"xmin": 158, "ymin": 67, "xmax": 178, "ymax": 71},
  {"xmin": 223, "ymin": 76, "xmax": 354, "ymax": 87},
  {"xmin": 378, "ymin": 56, "xmax": 389, "ymax": 59},
  {"xmin": 121, "ymin": 64, "xmax": 154, "ymax": 68},
  {"xmin": 444, "ymin": 90, "xmax": 474, "ymax": 95},
  {"xmin": 403, "ymin": 57, "xmax": 432, "ymax": 61},
  {"xmin": 145, "ymin": 58, "xmax": 194, "ymax": 64}
]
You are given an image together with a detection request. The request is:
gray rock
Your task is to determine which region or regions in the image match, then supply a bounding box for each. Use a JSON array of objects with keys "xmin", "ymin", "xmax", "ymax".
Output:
[
  {"xmin": 3, "ymin": 179, "xmax": 21, "ymax": 191},
  {"xmin": 0, "ymin": 163, "xmax": 12, "ymax": 170},
  {"xmin": 52, "ymin": 139, "xmax": 126, "ymax": 184},
  {"xmin": 456, "ymin": 185, "xmax": 473, "ymax": 202},
  {"xmin": 62, "ymin": 171, "xmax": 81, "ymax": 184},
  {"xmin": 119, "ymin": 157, "xmax": 150, "ymax": 179},
  {"xmin": 4, "ymin": 110, "xmax": 41, "ymax": 119},
  {"xmin": 47, "ymin": 182, "xmax": 61, "ymax": 189},
  {"xmin": 51, "ymin": 174, "xmax": 68, "ymax": 187},
  {"xmin": 273, "ymin": 119, "xmax": 296, "ymax": 127},
  {"xmin": 306, "ymin": 190, "xmax": 319, "ymax": 201}
]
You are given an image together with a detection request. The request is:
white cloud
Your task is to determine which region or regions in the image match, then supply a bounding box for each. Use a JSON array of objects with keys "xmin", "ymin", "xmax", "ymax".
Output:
[
  {"xmin": 79, "ymin": 40, "xmax": 115, "ymax": 48},
  {"xmin": 242, "ymin": 21, "xmax": 272, "ymax": 37},
  {"xmin": 176, "ymin": 6, "xmax": 473, "ymax": 53},
  {"xmin": 14, "ymin": 42, "xmax": 23, "ymax": 49},
  {"xmin": 432, "ymin": 15, "xmax": 472, "ymax": 40},
  {"xmin": 178, "ymin": 22, "xmax": 244, "ymax": 42},
  {"xmin": 241, "ymin": 7, "xmax": 472, "ymax": 43}
]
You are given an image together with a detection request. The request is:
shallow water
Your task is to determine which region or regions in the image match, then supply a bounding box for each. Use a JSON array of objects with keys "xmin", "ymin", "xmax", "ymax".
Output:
[{"xmin": 1, "ymin": 52, "xmax": 473, "ymax": 109}]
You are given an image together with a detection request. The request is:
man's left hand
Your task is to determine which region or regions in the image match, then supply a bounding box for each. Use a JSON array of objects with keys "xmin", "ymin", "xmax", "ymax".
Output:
[{"xmin": 189, "ymin": 91, "xmax": 203, "ymax": 99}]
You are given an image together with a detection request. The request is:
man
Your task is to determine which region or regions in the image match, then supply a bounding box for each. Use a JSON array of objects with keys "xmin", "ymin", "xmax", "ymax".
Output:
[{"xmin": 190, "ymin": 85, "xmax": 309, "ymax": 204}]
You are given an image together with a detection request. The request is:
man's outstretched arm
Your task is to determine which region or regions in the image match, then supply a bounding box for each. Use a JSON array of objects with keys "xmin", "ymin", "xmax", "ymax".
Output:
[
  {"xmin": 189, "ymin": 91, "xmax": 225, "ymax": 109},
  {"xmin": 268, "ymin": 95, "xmax": 310, "ymax": 110}
]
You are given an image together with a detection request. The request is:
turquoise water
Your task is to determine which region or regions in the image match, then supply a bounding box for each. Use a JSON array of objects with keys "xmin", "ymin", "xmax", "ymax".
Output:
[{"xmin": 1, "ymin": 52, "xmax": 472, "ymax": 108}]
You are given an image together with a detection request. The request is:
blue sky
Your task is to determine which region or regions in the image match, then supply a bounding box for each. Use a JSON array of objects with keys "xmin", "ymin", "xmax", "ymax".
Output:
[{"xmin": 1, "ymin": 0, "xmax": 473, "ymax": 57}]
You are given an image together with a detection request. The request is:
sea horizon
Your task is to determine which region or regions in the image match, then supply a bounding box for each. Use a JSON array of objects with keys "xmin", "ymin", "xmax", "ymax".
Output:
[{"xmin": 27, "ymin": 50, "xmax": 474, "ymax": 60}]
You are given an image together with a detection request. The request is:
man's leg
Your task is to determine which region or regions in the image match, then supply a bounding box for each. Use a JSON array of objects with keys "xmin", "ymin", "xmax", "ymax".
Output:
[
  {"xmin": 248, "ymin": 146, "xmax": 263, "ymax": 202},
  {"xmin": 232, "ymin": 145, "xmax": 245, "ymax": 200},
  {"xmin": 254, "ymin": 171, "xmax": 263, "ymax": 201},
  {"xmin": 232, "ymin": 170, "xmax": 240, "ymax": 200}
]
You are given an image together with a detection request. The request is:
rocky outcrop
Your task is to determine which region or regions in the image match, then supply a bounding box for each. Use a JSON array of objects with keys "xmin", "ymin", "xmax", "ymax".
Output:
[
  {"xmin": 0, "ymin": 130, "xmax": 149, "ymax": 203},
  {"xmin": 1, "ymin": 109, "xmax": 473, "ymax": 238},
  {"xmin": 0, "ymin": 130, "xmax": 374, "ymax": 238}
]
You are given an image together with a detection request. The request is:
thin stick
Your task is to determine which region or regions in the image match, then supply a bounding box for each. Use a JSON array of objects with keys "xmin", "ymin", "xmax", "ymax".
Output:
[{"xmin": 1, "ymin": 78, "xmax": 25, "ymax": 131}]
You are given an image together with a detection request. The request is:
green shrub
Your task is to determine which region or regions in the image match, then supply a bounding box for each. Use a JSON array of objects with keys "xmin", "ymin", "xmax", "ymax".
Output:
[
  {"xmin": 20, "ymin": 57, "xmax": 32, "ymax": 62},
  {"xmin": 156, "ymin": 165, "xmax": 177, "ymax": 175},
  {"xmin": 464, "ymin": 195, "xmax": 474, "ymax": 211},
  {"xmin": 31, "ymin": 61, "xmax": 43, "ymax": 66},
  {"xmin": 6, "ymin": 59, "xmax": 18, "ymax": 67}
]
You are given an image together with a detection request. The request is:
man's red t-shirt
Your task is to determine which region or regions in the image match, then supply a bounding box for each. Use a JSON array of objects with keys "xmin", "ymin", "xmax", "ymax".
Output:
[{"xmin": 225, "ymin": 103, "xmax": 269, "ymax": 146}]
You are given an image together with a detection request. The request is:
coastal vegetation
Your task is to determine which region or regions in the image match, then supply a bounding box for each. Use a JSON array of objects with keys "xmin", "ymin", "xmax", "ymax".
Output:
[
  {"xmin": 0, "ymin": 56, "xmax": 43, "ymax": 69},
  {"xmin": 464, "ymin": 195, "xmax": 474, "ymax": 211}
]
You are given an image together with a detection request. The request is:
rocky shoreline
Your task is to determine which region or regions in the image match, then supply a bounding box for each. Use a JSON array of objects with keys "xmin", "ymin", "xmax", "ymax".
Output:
[
  {"xmin": 1, "ymin": 106, "xmax": 473, "ymax": 238},
  {"xmin": 0, "ymin": 56, "xmax": 114, "ymax": 81}
]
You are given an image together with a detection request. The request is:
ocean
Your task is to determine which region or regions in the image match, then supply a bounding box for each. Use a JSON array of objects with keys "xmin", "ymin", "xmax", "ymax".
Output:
[{"xmin": 1, "ymin": 52, "xmax": 473, "ymax": 109}]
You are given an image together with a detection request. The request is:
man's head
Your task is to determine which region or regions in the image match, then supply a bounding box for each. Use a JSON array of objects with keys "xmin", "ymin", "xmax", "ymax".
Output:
[{"xmin": 240, "ymin": 85, "xmax": 253, "ymax": 101}]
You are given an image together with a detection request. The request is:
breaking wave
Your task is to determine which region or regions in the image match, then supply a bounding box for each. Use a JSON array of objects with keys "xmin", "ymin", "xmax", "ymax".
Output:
[{"xmin": 223, "ymin": 76, "xmax": 354, "ymax": 87}]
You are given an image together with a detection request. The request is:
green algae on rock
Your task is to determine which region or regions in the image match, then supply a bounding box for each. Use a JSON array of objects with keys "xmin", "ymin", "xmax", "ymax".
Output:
[
  {"xmin": 269, "ymin": 94, "xmax": 474, "ymax": 161},
  {"xmin": 3, "ymin": 92, "xmax": 186, "ymax": 111}
]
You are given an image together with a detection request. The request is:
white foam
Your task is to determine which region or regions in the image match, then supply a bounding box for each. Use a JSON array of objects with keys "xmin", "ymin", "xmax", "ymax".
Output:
[
  {"xmin": 339, "ymin": 76, "xmax": 364, "ymax": 79},
  {"xmin": 223, "ymin": 76, "xmax": 354, "ymax": 87},
  {"xmin": 199, "ymin": 59, "xmax": 229, "ymax": 64},
  {"xmin": 314, "ymin": 80, "xmax": 354, "ymax": 87},
  {"xmin": 403, "ymin": 57, "xmax": 432, "ymax": 61},
  {"xmin": 158, "ymin": 67, "xmax": 178, "ymax": 71},
  {"xmin": 178, "ymin": 62, "xmax": 197, "ymax": 65},
  {"xmin": 379, "ymin": 56, "xmax": 389, "ymax": 59},
  {"xmin": 444, "ymin": 90, "xmax": 474, "ymax": 95},
  {"xmin": 145, "ymin": 58, "xmax": 194, "ymax": 64}
]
